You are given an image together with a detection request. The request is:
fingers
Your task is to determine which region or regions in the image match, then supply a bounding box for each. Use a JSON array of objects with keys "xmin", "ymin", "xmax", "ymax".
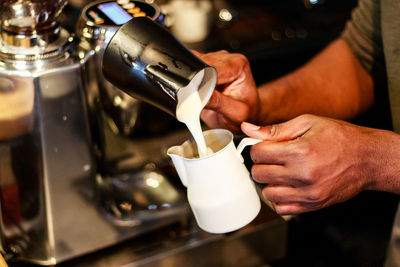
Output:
[
  {"xmin": 252, "ymin": 164, "xmax": 306, "ymax": 187},
  {"xmin": 200, "ymin": 109, "xmax": 241, "ymax": 133},
  {"xmin": 241, "ymin": 115, "xmax": 314, "ymax": 142},
  {"xmin": 262, "ymin": 185, "xmax": 308, "ymax": 204},
  {"xmin": 203, "ymin": 90, "xmax": 250, "ymax": 123},
  {"xmin": 194, "ymin": 50, "xmax": 250, "ymax": 85},
  {"xmin": 270, "ymin": 202, "xmax": 311, "ymax": 215},
  {"xmin": 195, "ymin": 50, "xmax": 259, "ymax": 128},
  {"xmin": 214, "ymin": 53, "xmax": 250, "ymax": 85},
  {"xmin": 249, "ymin": 140, "xmax": 298, "ymax": 165},
  {"xmin": 262, "ymin": 185, "xmax": 324, "ymax": 215}
]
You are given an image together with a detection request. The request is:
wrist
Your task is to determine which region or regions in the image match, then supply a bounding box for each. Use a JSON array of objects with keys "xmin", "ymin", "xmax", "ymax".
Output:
[
  {"xmin": 257, "ymin": 75, "xmax": 296, "ymax": 125},
  {"xmin": 360, "ymin": 128, "xmax": 400, "ymax": 194}
]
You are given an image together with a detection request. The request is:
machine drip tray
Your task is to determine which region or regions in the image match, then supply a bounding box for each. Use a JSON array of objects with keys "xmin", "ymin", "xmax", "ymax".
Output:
[{"xmin": 12, "ymin": 203, "xmax": 287, "ymax": 266}]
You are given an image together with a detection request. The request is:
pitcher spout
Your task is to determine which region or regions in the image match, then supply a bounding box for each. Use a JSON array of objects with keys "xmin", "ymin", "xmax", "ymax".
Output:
[{"xmin": 167, "ymin": 146, "xmax": 188, "ymax": 187}]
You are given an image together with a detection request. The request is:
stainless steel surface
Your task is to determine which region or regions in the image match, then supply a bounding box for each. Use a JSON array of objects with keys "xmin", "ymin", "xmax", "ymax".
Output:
[
  {"xmin": 77, "ymin": 13, "xmax": 141, "ymax": 137},
  {"xmin": 97, "ymin": 164, "xmax": 188, "ymax": 227},
  {"xmin": 0, "ymin": 1, "xmax": 188, "ymax": 264},
  {"xmin": 76, "ymin": 0, "xmax": 182, "ymax": 179},
  {"xmin": 0, "ymin": 46, "xmax": 98, "ymax": 264},
  {"xmin": 0, "ymin": 0, "xmax": 68, "ymax": 48},
  {"xmin": 0, "ymin": 28, "xmax": 72, "ymax": 61},
  {"xmin": 76, "ymin": 0, "xmax": 163, "ymax": 137},
  {"xmin": 12, "ymin": 203, "xmax": 286, "ymax": 267},
  {"xmin": 0, "ymin": 0, "xmax": 71, "ymax": 60}
]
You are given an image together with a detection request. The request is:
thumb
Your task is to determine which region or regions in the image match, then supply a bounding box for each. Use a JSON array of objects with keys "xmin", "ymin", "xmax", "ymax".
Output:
[{"xmin": 241, "ymin": 116, "xmax": 313, "ymax": 141}]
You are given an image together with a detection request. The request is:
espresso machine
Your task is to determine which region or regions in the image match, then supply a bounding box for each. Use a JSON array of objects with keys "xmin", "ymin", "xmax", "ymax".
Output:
[{"xmin": 0, "ymin": 0, "xmax": 188, "ymax": 265}]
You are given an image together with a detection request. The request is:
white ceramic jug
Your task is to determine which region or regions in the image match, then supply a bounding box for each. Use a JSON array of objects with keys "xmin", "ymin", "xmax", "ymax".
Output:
[{"xmin": 167, "ymin": 129, "xmax": 262, "ymax": 234}]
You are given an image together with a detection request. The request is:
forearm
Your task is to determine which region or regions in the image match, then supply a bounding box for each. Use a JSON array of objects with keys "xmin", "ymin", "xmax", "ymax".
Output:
[{"xmin": 257, "ymin": 38, "xmax": 375, "ymax": 125}]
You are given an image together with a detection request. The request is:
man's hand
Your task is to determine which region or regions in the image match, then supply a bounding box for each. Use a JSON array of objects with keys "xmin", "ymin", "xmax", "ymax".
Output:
[
  {"xmin": 241, "ymin": 114, "xmax": 400, "ymax": 215},
  {"xmin": 194, "ymin": 50, "xmax": 260, "ymax": 133}
]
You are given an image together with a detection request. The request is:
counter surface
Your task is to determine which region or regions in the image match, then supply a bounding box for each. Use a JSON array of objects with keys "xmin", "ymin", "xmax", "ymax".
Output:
[{"xmin": 11, "ymin": 204, "xmax": 286, "ymax": 267}]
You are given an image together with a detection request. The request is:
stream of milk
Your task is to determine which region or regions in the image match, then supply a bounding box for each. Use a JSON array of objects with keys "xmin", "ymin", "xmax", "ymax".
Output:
[{"xmin": 176, "ymin": 70, "xmax": 213, "ymax": 158}]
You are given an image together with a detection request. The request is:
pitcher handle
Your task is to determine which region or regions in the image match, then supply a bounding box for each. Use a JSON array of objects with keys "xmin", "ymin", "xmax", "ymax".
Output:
[
  {"xmin": 236, "ymin": 138, "xmax": 262, "ymax": 163},
  {"xmin": 237, "ymin": 138, "xmax": 262, "ymax": 155}
]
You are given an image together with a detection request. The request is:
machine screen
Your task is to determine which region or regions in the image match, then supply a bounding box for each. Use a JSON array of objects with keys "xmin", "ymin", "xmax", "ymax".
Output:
[{"xmin": 98, "ymin": 3, "xmax": 132, "ymax": 25}]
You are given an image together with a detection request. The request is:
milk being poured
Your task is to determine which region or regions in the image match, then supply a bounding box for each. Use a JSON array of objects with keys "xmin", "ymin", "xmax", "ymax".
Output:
[{"xmin": 176, "ymin": 70, "xmax": 213, "ymax": 158}]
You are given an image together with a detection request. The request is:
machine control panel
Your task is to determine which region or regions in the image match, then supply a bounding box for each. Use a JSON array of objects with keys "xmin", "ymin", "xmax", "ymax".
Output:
[{"xmin": 85, "ymin": 0, "xmax": 157, "ymax": 26}]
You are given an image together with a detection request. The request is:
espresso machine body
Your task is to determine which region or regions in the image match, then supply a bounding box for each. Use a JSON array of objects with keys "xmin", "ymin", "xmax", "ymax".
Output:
[
  {"xmin": 0, "ymin": 3, "xmax": 98, "ymax": 263},
  {"xmin": 0, "ymin": 51, "xmax": 98, "ymax": 265},
  {"xmin": 0, "ymin": 0, "xmax": 187, "ymax": 265}
]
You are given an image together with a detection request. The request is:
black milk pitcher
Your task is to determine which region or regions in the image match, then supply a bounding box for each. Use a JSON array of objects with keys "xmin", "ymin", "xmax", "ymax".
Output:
[{"xmin": 102, "ymin": 17, "xmax": 217, "ymax": 117}]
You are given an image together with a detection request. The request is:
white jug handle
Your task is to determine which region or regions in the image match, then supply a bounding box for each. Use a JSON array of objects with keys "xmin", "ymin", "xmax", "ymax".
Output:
[{"xmin": 236, "ymin": 138, "xmax": 262, "ymax": 162}]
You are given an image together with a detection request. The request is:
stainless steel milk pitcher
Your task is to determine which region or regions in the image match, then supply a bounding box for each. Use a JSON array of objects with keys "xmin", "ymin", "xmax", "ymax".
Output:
[{"xmin": 102, "ymin": 17, "xmax": 217, "ymax": 117}]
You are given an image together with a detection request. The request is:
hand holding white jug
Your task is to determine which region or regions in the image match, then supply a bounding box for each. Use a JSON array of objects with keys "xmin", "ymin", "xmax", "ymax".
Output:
[{"xmin": 167, "ymin": 129, "xmax": 262, "ymax": 234}]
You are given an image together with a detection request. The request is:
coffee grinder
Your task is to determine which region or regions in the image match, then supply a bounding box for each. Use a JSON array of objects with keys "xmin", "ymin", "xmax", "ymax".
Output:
[{"xmin": 0, "ymin": 0, "xmax": 187, "ymax": 265}]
